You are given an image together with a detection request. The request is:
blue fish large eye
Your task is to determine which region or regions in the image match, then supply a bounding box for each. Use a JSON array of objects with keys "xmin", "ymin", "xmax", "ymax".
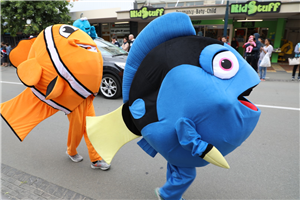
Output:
[
  {"xmin": 212, "ymin": 51, "xmax": 239, "ymax": 79},
  {"xmin": 199, "ymin": 44, "xmax": 239, "ymax": 79}
]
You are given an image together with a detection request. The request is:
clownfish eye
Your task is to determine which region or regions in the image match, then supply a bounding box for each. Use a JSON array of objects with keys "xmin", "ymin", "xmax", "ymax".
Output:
[
  {"xmin": 212, "ymin": 51, "xmax": 239, "ymax": 79},
  {"xmin": 59, "ymin": 25, "xmax": 78, "ymax": 38}
]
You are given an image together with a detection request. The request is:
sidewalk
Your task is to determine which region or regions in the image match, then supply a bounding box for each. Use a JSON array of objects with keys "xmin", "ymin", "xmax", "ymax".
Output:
[
  {"xmin": 1, "ymin": 163, "xmax": 94, "ymax": 200},
  {"xmin": 262, "ymin": 63, "xmax": 299, "ymax": 82}
]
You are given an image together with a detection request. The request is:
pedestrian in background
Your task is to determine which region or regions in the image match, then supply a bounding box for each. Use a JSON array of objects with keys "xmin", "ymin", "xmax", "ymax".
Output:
[
  {"xmin": 5, "ymin": 43, "xmax": 12, "ymax": 66},
  {"xmin": 0, "ymin": 43, "xmax": 3, "ymax": 66},
  {"xmin": 292, "ymin": 42, "xmax": 300, "ymax": 80},
  {"xmin": 111, "ymin": 36, "xmax": 120, "ymax": 47},
  {"xmin": 129, "ymin": 34, "xmax": 135, "ymax": 46},
  {"xmin": 1, "ymin": 43, "xmax": 8, "ymax": 67},
  {"xmin": 258, "ymin": 38, "xmax": 273, "ymax": 81},
  {"xmin": 222, "ymin": 36, "xmax": 230, "ymax": 45},
  {"xmin": 244, "ymin": 33, "xmax": 262, "ymax": 72},
  {"xmin": 122, "ymin": 37, "xmax": 129, "ymax": 52},
  {"xmin": 231, "ymin": 37, "xmax": 239, "ymax": 51},
  {"xmin": 245, "ymin": 35, "xmax": 256, "ymax": 53},
  {"xmin": 258, "ymin": 38, "xmax": 264, "ymax": 46}
]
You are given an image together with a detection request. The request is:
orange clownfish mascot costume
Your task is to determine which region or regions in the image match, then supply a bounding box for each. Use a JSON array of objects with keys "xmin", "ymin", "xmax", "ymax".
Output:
[{"xmin": 1, "ymin": 24, "xmax": 110, "ymax": 170}]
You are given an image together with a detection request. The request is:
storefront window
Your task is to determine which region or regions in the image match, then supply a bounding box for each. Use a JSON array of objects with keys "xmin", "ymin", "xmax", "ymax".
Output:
[
  {"xmin": 167, "ymin": 2, "xmax": 184, "ymax": 7},
  {"xmin": 215, "ymin": 0, "xmax": 223, "ymax": 4},
  {"xmin": 110, "ymin": 23, "xmax": 130, "ymax": 43},
  {"xmin": 193, "ymin": 25, "xmax": 230, "ymax": 40},
  {"xmin": 259, "ymin": 28, "xmax": 269, "ymax": 40},
  {"xmin": 152, "ymin": 3, "xmax": 165, "ymax": 8},
  {"xmin": 194, "ymin": 26, "xmax": 205, "ymax": 37},
  {"xmin": 235, "ymin": 29, "xmax": 246, "ymax": 43},
  {"xmin": 100, "ymin": 22, "xmax": 131, "ymax": 42},
  {"xmin": 247, "ymin": 28, "xmax": 259, "ymax": 40},
  {"xmin": 195, "ymin": 1, "xmax": 204, "ymax": 6},
  {"xmin": 205, "ymin": 25, "xmax": 229, "ymax": 40}
]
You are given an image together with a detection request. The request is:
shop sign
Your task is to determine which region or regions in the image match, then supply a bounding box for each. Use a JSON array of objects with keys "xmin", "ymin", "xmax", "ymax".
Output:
[
  {"xmin": 130, "ymin": 6, "xmax": 164, "ymax": 20},
  {"xmin": 230, "ymin": 1, "xmax": 281, "ymax": 16},
  {"xmin": 176, "ymin": 8, "xmax": 217, "ymax": 15},
  {"xmin": 192, "ymin": 20, "xmax": 202, "ymax": 25}
]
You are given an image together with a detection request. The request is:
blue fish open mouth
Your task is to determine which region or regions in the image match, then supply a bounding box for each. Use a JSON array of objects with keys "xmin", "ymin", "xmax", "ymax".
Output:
[{"xmin": 238, "ymin": 85, "xmax": 258, "ymax": 111}]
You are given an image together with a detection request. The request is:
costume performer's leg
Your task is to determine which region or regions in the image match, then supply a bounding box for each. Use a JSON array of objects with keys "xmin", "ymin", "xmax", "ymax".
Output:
[
  {"xmin": 159, "ymin": 162, "xmax": 196, "ymax": 200},
  {"xmin": 67, "ymin": 96, "xmax": 102, "ymax": 162}
]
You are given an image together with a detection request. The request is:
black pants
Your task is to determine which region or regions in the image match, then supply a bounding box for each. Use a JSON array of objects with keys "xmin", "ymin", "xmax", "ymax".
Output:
[
  {"xmin": 246, "ymin": 55, "xmax": 258, "ymax": 72},
  {"xmin": 292, "ymin": 65, "xmax": 300, "ymax": 77}
]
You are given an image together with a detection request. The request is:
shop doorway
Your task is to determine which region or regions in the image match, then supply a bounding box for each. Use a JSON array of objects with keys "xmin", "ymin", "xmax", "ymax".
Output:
[{"xmin": 235, "ymin": 28, "xmax": 247, "ymax": 55}]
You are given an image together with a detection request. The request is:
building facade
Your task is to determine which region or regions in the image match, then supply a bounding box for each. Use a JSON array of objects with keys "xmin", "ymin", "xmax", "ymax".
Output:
[{"xmin": 69, "ymin": 0, "xmax": 300, "ymax": 63}]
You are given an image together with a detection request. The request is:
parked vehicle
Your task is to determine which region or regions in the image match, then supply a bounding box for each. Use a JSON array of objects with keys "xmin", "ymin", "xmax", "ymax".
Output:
[{"xmin": 94, "ymin": 38, "xmax": 127, "ymax": 99}]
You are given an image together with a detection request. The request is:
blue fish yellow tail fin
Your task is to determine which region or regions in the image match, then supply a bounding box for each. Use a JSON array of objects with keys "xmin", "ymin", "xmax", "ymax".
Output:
[
  {"xmin": 1, "ymin": 88, "xmax": 58, "ymax": 141},
  {"xmin": 122, "ymin": 12, "xmax": 196, "ymax": 102},
  {"xmin": 9, "ymin": 37, "xmax": 36, "ymax": 68},
  {"xmin": 86, "ymin": 104, "xmax": 140, "ymax": 164}
]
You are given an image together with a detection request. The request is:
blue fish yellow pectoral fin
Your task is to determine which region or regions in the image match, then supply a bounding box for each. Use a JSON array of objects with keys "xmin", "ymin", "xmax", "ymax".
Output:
[
  {"xmin": 200, "ymin": 144, "xmax": 230, "ymax": 169},
  {"xmin": 45, "ymin": 76, "xmax": 65, "ymax": 100},
  {"xmin": 86, "ymin": 104, "xmax": 140, "ymax": 165},
  {"xmin": 176, "ymin": 117, "xmax": 230, "ymax": 169},
  {"xmin": 17, "ymin": 58, "xmax": 42, "ymax": 87}
]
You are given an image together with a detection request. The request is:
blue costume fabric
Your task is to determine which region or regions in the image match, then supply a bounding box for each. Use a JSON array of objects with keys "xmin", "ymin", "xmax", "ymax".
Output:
[
  {"xmin": 121, "ymin": 13, "xmax": 261, "ymax": 200},
  {"xmin": 73, "ymin": 17, "xmax": 98, "ymax": 39}
]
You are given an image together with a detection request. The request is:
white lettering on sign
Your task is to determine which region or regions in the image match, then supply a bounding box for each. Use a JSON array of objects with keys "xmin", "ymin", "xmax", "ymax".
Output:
[{"xmin": 176, "ymin": 8, "xmax": 217, "ymax": 15}]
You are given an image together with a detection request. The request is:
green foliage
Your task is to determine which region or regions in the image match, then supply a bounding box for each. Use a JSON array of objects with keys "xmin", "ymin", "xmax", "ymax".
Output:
[{"xmin": 1, "ymin": 0, "xmax": 73, "ymax": 36}]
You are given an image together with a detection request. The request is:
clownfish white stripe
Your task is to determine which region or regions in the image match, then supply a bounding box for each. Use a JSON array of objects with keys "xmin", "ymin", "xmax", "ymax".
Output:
[
  {"xmin": 31, "ymin": 88, "xmax": 71, "ymax": 115},
  {"xmin": 44, "ymin": 26, "xmax": 91, "ymax": 99}
]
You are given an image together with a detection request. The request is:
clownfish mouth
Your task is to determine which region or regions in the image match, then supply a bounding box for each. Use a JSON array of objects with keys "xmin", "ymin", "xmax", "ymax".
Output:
[
  {"xmin": 238, "ymin": 85, "xmax": 258, "ymax": 111},
  {"xmin": 77, "ymin": 43, "xmax": 97, "ymax": 53}
]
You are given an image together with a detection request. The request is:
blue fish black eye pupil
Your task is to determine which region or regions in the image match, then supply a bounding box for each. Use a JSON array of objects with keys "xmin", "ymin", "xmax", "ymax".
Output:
[{"xmin": 221, "ymin": 59, "xmax": 231, "ymax": 69}]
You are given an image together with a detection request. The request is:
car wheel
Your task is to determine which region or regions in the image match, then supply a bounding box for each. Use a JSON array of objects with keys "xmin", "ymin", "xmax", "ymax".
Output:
[{"xmin": 100, "ymin": 74, "xmax": 121, "ymax": 99}]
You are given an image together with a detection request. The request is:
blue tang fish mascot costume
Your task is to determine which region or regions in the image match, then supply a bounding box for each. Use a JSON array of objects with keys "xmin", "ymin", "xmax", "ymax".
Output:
[
  {"xmin": 86, "ymin": 13, "xmax": 261, "ymax": 200},
  {"xmin": 73, "ymin": 17, "xmax": 98, "ymax": 39}
]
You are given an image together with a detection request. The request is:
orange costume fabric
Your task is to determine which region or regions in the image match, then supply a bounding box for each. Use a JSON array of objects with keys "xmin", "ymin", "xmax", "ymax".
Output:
[{"xmin": 1, "ymin": 24, "xmax": 103, "ymax": 162}]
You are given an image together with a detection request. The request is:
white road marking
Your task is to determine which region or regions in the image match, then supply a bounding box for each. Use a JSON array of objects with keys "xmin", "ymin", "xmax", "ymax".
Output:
[
  {"xmin": 0, "ymin": 81, "xmax": 22, "ymax": 85},
  {"xmin": 1, "ymin": 81, "xmax": 299, "ymax": 111},
  {"xmin": 256, "ymin": 104, "xmax": 300, "ymax": 111}
]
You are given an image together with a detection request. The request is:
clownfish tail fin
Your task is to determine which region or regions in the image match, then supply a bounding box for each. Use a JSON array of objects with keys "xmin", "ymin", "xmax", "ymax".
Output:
[{"xmin": 9, "ymin": 37, "xmax": 36, "ymax": 68}]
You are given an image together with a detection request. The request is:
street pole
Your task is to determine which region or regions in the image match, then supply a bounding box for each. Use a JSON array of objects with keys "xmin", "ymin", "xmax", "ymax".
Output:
[{"xmin": 223, "ymin": 0, "xmax": 229, "ymax": 37}]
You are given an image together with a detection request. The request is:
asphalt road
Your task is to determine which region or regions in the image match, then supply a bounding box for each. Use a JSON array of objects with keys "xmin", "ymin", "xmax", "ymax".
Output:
[{"xmin": 1, "ymin": 66, "xmax": 299, "ymax": 199}]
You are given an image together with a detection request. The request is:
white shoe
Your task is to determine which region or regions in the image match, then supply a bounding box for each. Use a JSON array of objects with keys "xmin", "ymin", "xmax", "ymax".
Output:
[{"xmin": 66, "ymin": 151, "xmax": 83, "ymax": 162}]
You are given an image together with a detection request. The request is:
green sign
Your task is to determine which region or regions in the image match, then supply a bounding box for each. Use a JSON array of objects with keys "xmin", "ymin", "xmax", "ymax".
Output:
[
  {"xmin": 130, "ymin": 6, "xmax": 164, "ymax": 20},
  {"xmin": 230, "ymin": 1, "xmax": 281, "ymax": 16}
]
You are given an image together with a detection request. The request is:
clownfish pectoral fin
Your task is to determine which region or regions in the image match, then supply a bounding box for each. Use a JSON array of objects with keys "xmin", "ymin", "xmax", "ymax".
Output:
[
  {"xmin": 200, "ymin": 144, "xmax": 230, "ymax": 169},
  {"xmin": 45, "ymin": 76, "xmax": 65, "ymax": 100},
  {"xmin": 9, "ymin": 37, "xmax": 36, "ymax": 68},
  {"xmin": 86, "ymin": 104, "xmax": 141, "ymax": 165},
  {"xmin": 17, "ymin": 58, "xmax": 42, "ymax": 87}
]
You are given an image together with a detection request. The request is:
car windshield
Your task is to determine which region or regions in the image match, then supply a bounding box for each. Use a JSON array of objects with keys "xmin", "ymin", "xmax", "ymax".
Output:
[{"xmin": 94, "ymin": 38, "xmax": 128, "ymax": 57}]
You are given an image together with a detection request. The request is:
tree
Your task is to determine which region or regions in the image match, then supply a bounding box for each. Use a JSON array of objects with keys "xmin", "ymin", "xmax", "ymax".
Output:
[{"xmin": 1, "ymin": 0, "xmax": 73, "ymax": 37}]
